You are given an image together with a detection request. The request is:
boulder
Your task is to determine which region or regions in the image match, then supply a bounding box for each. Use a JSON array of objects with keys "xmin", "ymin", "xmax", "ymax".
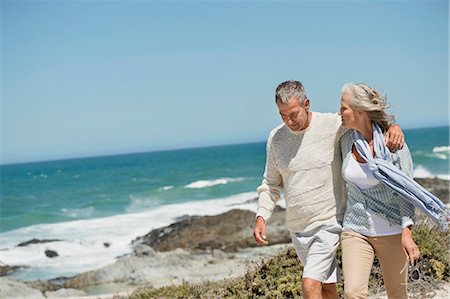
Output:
[
  {"xmin": 0, "ymin": 262, "xmax": 23, "ymax": 276},
  {"xmin": 45, "ymin": 250, "xmax": 59, "ymax": 258},
  {"xmin": 0, "ymin": 277, "xmax": 45, "ymax": 298},
  {"xmin": 132, "ymin": 207, "xmax": 290, "ymax": 253},
  {"xmin": 17, "ymin": 239, "xmax": 61, "ymax": 247}
]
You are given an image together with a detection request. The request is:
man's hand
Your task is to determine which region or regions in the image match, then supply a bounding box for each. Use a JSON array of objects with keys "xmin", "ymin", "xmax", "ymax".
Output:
[
  {"xmin": 401, "ymin": 226, "xmax": 420, "ymax": 266},
  {"xmin": 253, "ymin": 216, "xmax": 269, "ymax": 245},
  {"xmin": 385, "ymin": 124, "xmax": 405, "ymax": 151}
]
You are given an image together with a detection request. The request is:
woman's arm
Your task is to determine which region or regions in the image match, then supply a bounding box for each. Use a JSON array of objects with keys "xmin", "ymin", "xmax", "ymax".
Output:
[
  {"xmin": 391, "ymin": 143, "xmax": 415, "ymax": 227},
  {"xmin": 393, "ymin": 143, "xmax": 420, "ymax": 265},
  {"xmin": 401, "ymin": 225, "xmax": 420, "ymax": 266}
]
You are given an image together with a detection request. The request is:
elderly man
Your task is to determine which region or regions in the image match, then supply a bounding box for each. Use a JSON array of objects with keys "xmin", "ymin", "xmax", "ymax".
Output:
[{"xmin": 253, "ymin": 80, "xmax": 404, "ymax": 299}]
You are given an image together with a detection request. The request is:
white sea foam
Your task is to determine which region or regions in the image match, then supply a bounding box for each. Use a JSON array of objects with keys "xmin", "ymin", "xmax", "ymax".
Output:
[
  {"xmin": 60, "ymin": 207, "xmax": 96, "ymax": 218},
  {"xmin": 0, "ymin": 191, "xmax": 284, "ymax": 281},
  {"xmin": 413, "ymin": 165, "xmax": 450, "ymax": 180},
  {"xmin": 159, "ymin": 185, "xmax": 174, "ymax": 191},
  {"xmin": 125, "ymin": 195, "xmax": 165, "ymax": 213},
  {"xmin": 429, "ymin": 146, "xmax": 450, "ymax": 160},
  {"xmin": 184, "ymin": 177, "xmax": 246, "ymax": 189},
  {"xmin": 433, "ymin": 145, "xmax": 450, "ymax": 153}
]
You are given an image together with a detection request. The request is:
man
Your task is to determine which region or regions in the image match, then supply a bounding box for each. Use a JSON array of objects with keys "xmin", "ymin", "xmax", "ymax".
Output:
[{"xmin": 253, "ymin": 80, "xmax": 403, "ymax": 299}]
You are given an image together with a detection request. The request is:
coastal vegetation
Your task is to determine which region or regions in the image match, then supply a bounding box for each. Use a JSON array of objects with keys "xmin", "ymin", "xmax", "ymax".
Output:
[{"xmin": 128, "ymin": 215, "xmax": 449, "ymax": 299}]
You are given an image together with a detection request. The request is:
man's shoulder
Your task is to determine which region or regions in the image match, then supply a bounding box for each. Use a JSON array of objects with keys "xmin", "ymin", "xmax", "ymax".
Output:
[
  {"xmin": 266, "ymin": 124, "xmax": 292, "ymax": 148},
  {"xmin": 268, "ymin": 123, "xmax": 287, "ymax": 138},
  {"xmin": 310, "ymin": 112, "xmax": 342, "ymax": 136},
  {"xmin": 312, "ymin": 111, "xmax": 341, "ymax": 124}
]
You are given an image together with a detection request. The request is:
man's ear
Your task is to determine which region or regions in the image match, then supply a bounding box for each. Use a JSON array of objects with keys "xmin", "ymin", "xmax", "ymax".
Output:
[{"xmin": 303, "ymin": 98, "xmax": 310, "ymax": 111}]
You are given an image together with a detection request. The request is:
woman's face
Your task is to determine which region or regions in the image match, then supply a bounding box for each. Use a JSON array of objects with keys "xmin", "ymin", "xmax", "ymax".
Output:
[{"xmin": 339, "ymin": 90, "xmax": 359, "ymax": 129}]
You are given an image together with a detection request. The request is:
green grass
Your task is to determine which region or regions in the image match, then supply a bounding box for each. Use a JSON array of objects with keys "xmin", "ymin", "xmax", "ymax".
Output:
[{"xmin": 128, "ymin": 217, "xmax": 449, "ymax": 299}]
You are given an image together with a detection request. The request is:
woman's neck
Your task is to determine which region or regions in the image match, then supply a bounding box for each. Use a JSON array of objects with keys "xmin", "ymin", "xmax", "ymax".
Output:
[{"xmin": 356, "ymin": 121, "xmax": 374, "ymax": 142}]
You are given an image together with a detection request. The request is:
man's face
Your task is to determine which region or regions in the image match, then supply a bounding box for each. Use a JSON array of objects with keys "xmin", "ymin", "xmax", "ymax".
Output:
[{"xmin": 276, "ymin": 97, "xmax": 310, "ymax": 131}]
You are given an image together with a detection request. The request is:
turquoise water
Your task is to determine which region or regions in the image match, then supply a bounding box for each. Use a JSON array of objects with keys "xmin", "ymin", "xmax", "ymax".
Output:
[
  {"xmin": 0, "ymin": 126, "xmax": 448, "ymax": 234},
  {"xmin": 0, "ymin": 142, "xmax": 265, "ymax": 233},
  {"xmin": 404, "ymin": 126, "xmax": 449, "ymax": 177}
]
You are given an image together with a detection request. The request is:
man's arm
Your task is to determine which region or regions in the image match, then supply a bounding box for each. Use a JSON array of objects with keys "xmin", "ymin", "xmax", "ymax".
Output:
[
  {"xmin": 337, "ymin": 121, "xmax": 405, "ymax": 151},
  {"xmin": 385, "ymin": 124, "xmax": 405, "ymax": 151},
  {"xmin": 253, "ymin": 134, "xmax": 283, "ymax": 246}
]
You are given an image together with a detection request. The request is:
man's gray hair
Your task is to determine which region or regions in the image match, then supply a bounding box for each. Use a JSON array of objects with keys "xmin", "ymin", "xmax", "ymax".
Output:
[{"xmin": 275, "ymin": 80, "xmax": 307, "ymax": 104}]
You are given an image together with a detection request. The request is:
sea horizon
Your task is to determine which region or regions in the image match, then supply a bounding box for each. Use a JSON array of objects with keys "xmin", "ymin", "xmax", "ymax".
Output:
[{"xmin": 2, "ymin": 124, "xmax": 449, "ymax": 167}]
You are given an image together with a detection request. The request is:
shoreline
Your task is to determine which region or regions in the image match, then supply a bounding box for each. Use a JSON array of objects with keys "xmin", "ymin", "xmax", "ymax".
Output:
[{"xmin": 0, "ymin": 177, "xmax": 448, "ymax": 298}]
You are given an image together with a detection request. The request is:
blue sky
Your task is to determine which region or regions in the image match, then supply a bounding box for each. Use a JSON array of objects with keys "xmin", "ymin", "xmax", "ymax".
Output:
[{"xmin": 1, "ymin": 0, "xmax": 448, "ymax": 164}]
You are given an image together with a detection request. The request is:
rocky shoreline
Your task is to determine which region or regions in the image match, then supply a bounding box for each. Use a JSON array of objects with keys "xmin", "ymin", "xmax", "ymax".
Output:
[
  {"xmin": 1, "ymin": 177, "xmax": 448, "ymax": 298},
  {"xmin": 1, "ymin": 206, "xmax": 292, "ymax": 298}
]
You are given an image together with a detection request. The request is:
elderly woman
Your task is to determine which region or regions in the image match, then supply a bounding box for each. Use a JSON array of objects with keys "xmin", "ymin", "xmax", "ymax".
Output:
[{"xmin": 338, "ymin": 83, "xmax": 419, "ymax": 299}]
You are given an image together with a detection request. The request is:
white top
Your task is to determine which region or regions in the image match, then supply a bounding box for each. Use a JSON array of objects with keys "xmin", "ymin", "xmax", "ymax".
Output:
[
  {"xmin": 344, "ymin": 156, "xmax": 379, "ymax": 189},
  {"xmin": 256, "ymin": 112, "xmax": 348, "ymax": 233},
  {"xmin": 344, "ymin": 156, "xmax": 402, "ymax": 236}
]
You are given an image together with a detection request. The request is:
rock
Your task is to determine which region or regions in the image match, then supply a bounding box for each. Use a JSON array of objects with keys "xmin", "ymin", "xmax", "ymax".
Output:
[
  {"xmin": 133, "ymin": 244, "xmax": 156, "ymax": 257},
  {"xmin": 211, "ymin": 249, "xmax": 230, "ymax": 259},
  {"xmin": 27, "ymin": 279, "xmax": 65, "ymax": 292},
  {"xmin": 132, "ymin": 207, "xmax": 290, "ymax": 253},
  {"xmin": 45, "ymin": 250, "xmax": 58, "ymax": 258},
  {"xmin": 0, "ymin": 277, "xmax": 45, "ymax": 298},
  {"xmin": 17, "ymin": 239, "xmax": 61, "ymax": 247},
  {"xmin": 103, "ymin": 242, "xmax": 111, "ymax": 248},
  {"xmin": 45, "ymin": 288, "xmax": 86, "ymax": 298},
  {"xmin": 0, "ymin": 262, "xmax": 24, "ymax": 276},
  {"xmin": 63, "ymin": 247, "xmax": 195, "ymax": 288}
]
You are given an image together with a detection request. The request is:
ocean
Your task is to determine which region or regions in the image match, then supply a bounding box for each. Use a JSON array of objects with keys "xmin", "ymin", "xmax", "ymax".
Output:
[{"xmin": 0, "ymin": 125, "xmax": 448, "ymax": 281}]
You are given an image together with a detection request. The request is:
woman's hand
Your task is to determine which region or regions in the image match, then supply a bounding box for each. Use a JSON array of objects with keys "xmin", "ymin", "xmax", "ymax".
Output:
[{"xmin": 401, "ymin": 226, "xmax": 420, "ymax": 266}]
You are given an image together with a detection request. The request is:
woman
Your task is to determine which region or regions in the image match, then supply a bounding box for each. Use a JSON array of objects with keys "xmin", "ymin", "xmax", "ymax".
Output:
[{"xmin": 338, "ymin": 83, "xmax": 420, "ymax": 299}]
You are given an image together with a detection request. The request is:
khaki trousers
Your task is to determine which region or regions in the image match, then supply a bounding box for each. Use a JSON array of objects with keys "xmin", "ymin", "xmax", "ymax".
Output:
[{"xmin": 341, "ymin": 230, "xmax": 409, "ymax": 299}]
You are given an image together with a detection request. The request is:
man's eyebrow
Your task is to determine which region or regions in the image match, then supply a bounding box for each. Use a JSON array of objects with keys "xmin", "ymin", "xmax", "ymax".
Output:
[{"xmin": 279, "ymin": 111, "xmax": 299, "ymax": 118}]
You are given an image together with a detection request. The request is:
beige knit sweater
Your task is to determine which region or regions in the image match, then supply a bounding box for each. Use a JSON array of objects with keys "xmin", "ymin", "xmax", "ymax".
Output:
[{"xmin": 256, "ymin": 112, "xmax": 348, "ymax": 233}]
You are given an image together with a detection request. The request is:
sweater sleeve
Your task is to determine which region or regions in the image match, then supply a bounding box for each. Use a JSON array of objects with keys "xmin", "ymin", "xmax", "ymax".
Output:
[
  {"xmin": 391, "ymin": 143, "xmax": 415, "ymax": 228},
  {"xmin": 256, "ymin": 133, "xmax": 283, "ymax": 221}
]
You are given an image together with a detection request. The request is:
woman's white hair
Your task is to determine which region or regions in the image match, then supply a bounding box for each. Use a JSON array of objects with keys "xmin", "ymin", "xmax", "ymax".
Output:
[{"xmin": 341, "ymin": 83, "xmax": 395, "ymax": 132}]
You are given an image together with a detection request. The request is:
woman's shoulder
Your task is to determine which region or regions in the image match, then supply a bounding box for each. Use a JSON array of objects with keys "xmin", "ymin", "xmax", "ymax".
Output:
[
  {"xmin": 389, "ymin": 141, "xmax": 411, "ymax": 157},
  {"xmin": 340, "ymin": 129, "xmax": 354, "ymax": 145}
]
